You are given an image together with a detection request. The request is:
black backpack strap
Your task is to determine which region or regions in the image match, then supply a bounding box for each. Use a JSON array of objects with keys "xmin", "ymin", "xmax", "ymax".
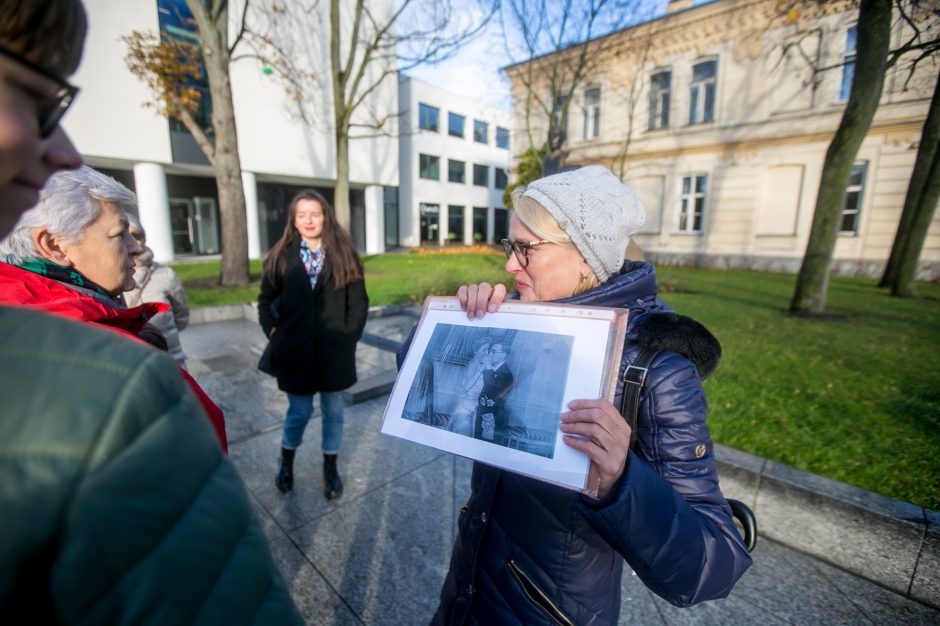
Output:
[
  {"xmin": 620, "ymin": 346, "xmax": 659, "ymax": 450},
  {"xmin": 618, "ymin": 342, "xmax": 758, "ymax": 553}
]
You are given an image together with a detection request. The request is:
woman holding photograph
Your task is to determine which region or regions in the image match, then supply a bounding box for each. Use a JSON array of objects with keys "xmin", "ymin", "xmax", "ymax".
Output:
[
  {"xmin": 399, "ymin": 166, "xmax": 751, "ymax": 624},
  {"xmin": 258, "ymin": 189, "xmax": 368, "ymax": 500}
]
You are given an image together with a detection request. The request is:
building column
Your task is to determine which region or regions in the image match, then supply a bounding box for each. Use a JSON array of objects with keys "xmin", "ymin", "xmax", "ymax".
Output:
[
  {"xmin": 133, "ymin": 162, "xmax": 173, "ymax": 262},
  {"xmin": 242, "ymin": 171, "xmax": 261, "ymax": 259},
  {"xmin": 364, "ymin": 184, "xmax": 385, "ymax": 255}
]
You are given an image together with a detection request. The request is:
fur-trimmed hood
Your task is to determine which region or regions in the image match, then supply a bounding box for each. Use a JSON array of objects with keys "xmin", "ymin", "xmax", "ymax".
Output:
[
  {"xmin": 556, "ymin": 261, "xmax": 721, "ymax": 377},
  {"xmin": 634, "ymin": 312, "xmax": 721, "ymax": 379}
]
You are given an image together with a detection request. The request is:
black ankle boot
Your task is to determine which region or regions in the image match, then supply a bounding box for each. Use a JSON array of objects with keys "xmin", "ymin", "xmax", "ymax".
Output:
[
  {"xmin": 323, "ymin": 454, "xmax": 343, "ymax": 500},
  {"xmin": 276, "ymin": 447, "xmax": 295, "ymax": 493}
]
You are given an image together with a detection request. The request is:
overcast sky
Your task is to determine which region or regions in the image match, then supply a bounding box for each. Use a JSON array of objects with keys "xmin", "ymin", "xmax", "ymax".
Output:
[{"xmin": 404, "ymin": 0, "xmax": 675, "ymax": 111}]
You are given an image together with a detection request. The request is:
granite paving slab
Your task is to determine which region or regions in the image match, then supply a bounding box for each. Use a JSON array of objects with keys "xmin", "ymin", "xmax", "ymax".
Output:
[
  {"xmin": 287, "ymin": 453, "xmax": 458, "ymax": 626},
  {"xmin": 229, "ymin": 397, "xmax": 444, "ymax": 533}
]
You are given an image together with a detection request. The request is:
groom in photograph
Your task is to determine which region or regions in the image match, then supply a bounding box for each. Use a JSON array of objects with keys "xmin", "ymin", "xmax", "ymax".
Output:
[{"xmin": 476, "ymin": 343, "xmax": 514, "ymax": 441}]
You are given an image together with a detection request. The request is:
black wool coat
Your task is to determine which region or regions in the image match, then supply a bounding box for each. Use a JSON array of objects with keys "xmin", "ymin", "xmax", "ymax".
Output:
[{"xmin": 258, "ymin": 239, "xmax": 368, "ymax": 395}]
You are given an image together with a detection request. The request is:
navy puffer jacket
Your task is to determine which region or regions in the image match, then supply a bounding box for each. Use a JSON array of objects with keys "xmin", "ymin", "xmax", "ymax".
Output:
[{"xmin": 400, "ymin": 262, "xmax": 751, "ymax": 625}]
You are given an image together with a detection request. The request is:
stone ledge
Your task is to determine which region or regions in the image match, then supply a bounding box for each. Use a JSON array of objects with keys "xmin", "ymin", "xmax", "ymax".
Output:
[
  {"xmin": 189, "ymin": 302, "xmax": 258, "ymax": 325},
  {"xmin": 190, "ymin": 302, "xmax": 421, "ymax": 326},
  {"xmin": 342, "ymin": 370, "xmax": 397, "ymax": 406},
  {"xmin": 715, "ymin": 443, "xmax": 938, "ymax": 608}
]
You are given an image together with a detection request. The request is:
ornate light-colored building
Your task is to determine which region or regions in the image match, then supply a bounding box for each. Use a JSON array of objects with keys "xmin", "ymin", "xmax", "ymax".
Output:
[{"xmin": 504, "ymin": 0, "xmax": 940, "ymax": 278}]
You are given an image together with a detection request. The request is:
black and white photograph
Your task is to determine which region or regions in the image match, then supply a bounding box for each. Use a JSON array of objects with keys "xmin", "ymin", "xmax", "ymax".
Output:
[
  {"xmin": 382, "ymin": 298, "xmax": 628, "ymax": 492},
  {"xmin": 401, "ymin": 323, "xmax": 574, "ymax": 459}
]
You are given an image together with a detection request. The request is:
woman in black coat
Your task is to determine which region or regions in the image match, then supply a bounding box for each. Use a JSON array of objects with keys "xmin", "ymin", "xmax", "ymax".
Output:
[{"xmin": 258, "ymin": 190, "xmax": 368, "ymax": 499}]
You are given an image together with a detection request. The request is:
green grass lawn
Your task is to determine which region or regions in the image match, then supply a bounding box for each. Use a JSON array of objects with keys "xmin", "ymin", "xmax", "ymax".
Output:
[{"xmin": 174, "ymin": 253, "xmax": 940, "ymax": 509}]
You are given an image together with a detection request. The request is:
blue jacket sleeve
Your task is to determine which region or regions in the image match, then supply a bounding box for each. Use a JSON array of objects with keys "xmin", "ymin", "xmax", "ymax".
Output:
[{"xmin": 576, "ymin": 352, "xmax": 751, "ymax": 607}]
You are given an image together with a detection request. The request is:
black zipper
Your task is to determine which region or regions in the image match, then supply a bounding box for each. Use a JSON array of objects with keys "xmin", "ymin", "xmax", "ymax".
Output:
[{"xmin": 507, "ymin": 560, "xmax": 575, "ymax": 626}]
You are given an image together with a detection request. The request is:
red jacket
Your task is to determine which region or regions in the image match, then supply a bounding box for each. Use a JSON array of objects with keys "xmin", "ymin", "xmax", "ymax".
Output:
[{"xmin": 0, "ymin": 262, "xmax": 227, "ymax": 452}]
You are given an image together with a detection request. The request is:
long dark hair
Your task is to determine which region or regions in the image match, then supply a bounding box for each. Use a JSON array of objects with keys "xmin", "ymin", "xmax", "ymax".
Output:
[{"xmin": 262, "ymin": 189, "xmax": 363, "ymax": 288}]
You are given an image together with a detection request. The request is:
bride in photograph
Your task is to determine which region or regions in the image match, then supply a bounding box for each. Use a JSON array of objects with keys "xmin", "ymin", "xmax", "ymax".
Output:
[{"xmin": 448, "ymin": 342, "xmax": 489, "ymax": 436}]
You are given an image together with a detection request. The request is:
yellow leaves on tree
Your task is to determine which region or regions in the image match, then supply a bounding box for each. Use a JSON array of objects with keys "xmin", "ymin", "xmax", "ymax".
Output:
[{"xmin": 123, "ymin": 30, "xmax": 205, "ymax": 124}]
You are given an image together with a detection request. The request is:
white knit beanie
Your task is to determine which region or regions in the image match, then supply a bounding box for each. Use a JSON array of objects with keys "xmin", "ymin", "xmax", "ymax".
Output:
[{"xmin": 511, "ymin": 165, "xmax": 646, "ymax": 282}]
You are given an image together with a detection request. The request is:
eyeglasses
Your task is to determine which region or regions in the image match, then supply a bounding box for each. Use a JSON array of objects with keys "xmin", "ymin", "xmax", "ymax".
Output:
[
  {"xmin": 0, "ymin": 44, "xmax": 79, "ymax": 139},
  {"xmin": 501, "ymin": 238, "xmax": 550, "ymax": 268}
]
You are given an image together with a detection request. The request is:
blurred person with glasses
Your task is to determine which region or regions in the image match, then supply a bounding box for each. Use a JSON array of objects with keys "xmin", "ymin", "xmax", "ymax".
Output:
[
  {"xmin": 399, "ymin": 166, "xmax": 752, "ymax": 625},
  {"xmin": 0, "ymin": 2, "xmax": 303, "ymax": 623},
  {"xmin": 0, "ymin": 3, "xmax": 84, "ymax": 235}
]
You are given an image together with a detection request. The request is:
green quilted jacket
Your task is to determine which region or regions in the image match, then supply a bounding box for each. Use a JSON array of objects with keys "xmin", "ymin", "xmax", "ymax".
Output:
[{"xmin": 0, "ymin": 306, "xmax": 303, "ymax": 625}]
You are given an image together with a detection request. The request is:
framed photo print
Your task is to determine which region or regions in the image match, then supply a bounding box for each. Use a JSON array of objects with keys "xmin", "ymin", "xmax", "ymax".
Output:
[{"xmin": 380, "ymin": 297, "xmax": 628, "ymax": 492}]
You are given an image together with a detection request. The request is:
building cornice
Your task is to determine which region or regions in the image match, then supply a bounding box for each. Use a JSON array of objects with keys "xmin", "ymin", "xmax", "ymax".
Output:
[{"xmin": 570, "ymin": 117, "xmax": 924, "ymax": 165}]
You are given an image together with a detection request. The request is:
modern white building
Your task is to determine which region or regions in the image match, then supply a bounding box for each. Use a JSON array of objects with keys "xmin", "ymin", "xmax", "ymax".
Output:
[
  {"xmin": 65, "ymin": 0, "xmax": 399, "ymax": 261},
  {"xmin": 398, "ymin": 76, "xmax": 513, "ymax": 247}
]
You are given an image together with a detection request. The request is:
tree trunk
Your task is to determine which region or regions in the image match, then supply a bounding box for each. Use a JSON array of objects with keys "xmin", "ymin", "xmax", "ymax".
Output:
[
  {"xmin": 187, "ymin": 0, "xmax": 249, "ymax": 287},
  {"xmin": 334, "ymin": 128, "xmax": 351, "ymax": 232},
  {"xmin": 891, "ymin": 138, "xmax": 940, "ymax": 296},
  {"xmin": 789, "ymin": 0, "xmax": 891, "ymax": 315},
  {"xmin": 880, "ymin": 66, "xmax": 940, "ymax": 293},
  {"xmin": 329, "ymin": 0, "xmax": 351, "ymax": 232}
]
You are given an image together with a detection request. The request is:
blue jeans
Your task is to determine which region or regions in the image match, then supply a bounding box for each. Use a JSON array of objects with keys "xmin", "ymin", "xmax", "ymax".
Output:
[{"xmin": 282, "ymin": 391, "xmax": 345, "ymax": 454}]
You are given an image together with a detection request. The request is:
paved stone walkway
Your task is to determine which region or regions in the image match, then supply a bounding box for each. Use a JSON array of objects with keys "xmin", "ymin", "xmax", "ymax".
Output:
[{"xmin": 180, "ymin": 317, "xmax": 940, "ymax": 625}]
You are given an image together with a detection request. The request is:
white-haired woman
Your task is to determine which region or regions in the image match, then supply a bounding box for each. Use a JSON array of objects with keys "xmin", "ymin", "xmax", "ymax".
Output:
[
  {"xmin": 398, "ymin": 166, "xmax": 751, "ymax": 625},
  {"xmin": 0, "ymin": 164, "xmax": 227, "ymax": 450}
]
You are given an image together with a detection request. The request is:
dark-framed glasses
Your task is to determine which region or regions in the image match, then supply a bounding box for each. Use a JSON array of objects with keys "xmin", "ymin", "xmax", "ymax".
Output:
[
  {"xmin": 0, "ymin": 44, "xmax": 79, "ymax": 139},
  {"xmin": 501, "ymin": 238, "xmax": 550, "ymax": 267}
]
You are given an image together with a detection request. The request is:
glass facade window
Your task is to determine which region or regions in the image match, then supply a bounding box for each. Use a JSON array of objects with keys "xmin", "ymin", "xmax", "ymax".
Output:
[
  {"xmin": 473, "ymin": 119, "xmax": 488, "ymax": 144},
  {"xmin": 159, "ymin": 0, "xmax": 212, "ymax": 134},
  {"xmin": 648, "ymin": 69, "xmax": 671, "ymax": 130},
  {"xmin": 493, "ymin": 208, "xmax": 509, "ymax": 241},
  {"xmin": 840, "ymin": 162, "xmax": 867, "ymax": 234},
  {"xmin": 582, "ymin": 87, "xmax": 601, "ymax": 140},
  {"xmin": 496, "ymin": 126, "xmax": 510, "ymax": 149},
  {"xmin": 419, "ymin": 154, "xmax": 440, "ymax": 180},
  {"xmin": 448, "ymin": 112, "xmax": 465, "ymax": 138},
  {"xmin": 689, "ymin": 60, "xmax": 717, "ymax": 124},
  {"xmin": 447, "ymin": 205, "xmax": 464, "ymax": 242},
  {"xmin": 473, "ymin": 207, "xmax": 488, "ymax": 242},
  {"xmin": 419, "ymin": 203, "xmax": 440, "ymax": 243},
  {"xmin": 473, "ymin": 164, "xmax": 489, "ymax": 187},
  {"xmin": 494, "ymin": 168, "xmax": 508, "ymax": 190},
  {"xmin": 448, "ymin": 159, "xmax": 466, "ymax": 183},
  {"xmin": 678, "ymin": 174, "xmax": 707, "ymax": 233},
  {"xmin": 419, "ymin": 103, "xmax": 439, "ymax": 131},
  {"xmin": 839, "ymin": 26, "xmax": 857, "ymax": 102}
]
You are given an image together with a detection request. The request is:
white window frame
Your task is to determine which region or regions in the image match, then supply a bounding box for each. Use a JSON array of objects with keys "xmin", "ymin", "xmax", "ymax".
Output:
[
  {"xmin": 677, "ymin": 173, "xmax": 708, "ymax": 234},
  {"xmin": 840, "ymin": 161, "xmax": 867, "ymax": 235},
  {"xmin": 419, "ymin": 153, "xmax": 440, "ymax": 180},
  {"xmin": 688, "ymin": 59, "xmax": 718, "ymax": 125},
  {"xmin": 448, "ymin": 111, "xmax": 465, "ymax": 138},
  {"xmin": 648, "ymin": 68, "xmax": 671, "ymax": 130},
  {"xmin": 582, "ymin": 87, "xmax": 601, "ymax": 140},
  {"xmin": 838, "ymin": 25, "xmax": 857, "ymax": 103},
  {"xmin": 418, "ymin": 103, "xmax": 439, "ymax": 132}
]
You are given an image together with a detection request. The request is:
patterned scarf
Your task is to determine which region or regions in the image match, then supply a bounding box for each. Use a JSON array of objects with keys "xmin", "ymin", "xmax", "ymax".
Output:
[
  {"xmin": 11, "ymin": 257, "xmax": 114, "ymax": 300},
  {"xmin": 299, "ymin": 240, "xmax": 325, "ymax": 289}
]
